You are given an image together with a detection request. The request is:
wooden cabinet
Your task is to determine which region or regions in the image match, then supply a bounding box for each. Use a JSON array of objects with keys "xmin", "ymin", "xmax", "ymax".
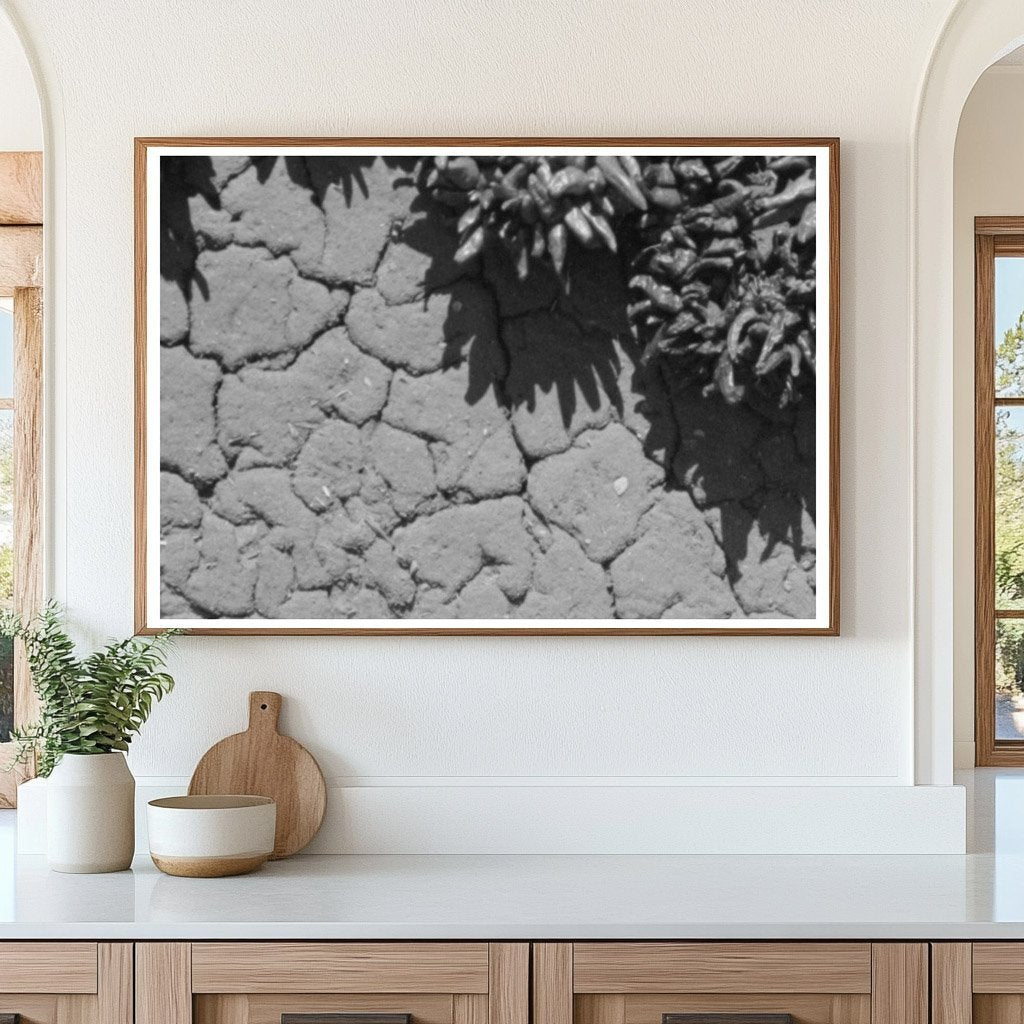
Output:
[
  {"xmin": 532, "ymin": 944, "xmax": 928, "ymax": 1024},
  {"xmin": 136, "ymin": 944, "xmax": 528, "ymax": 1024},
  {"xmin": 0, "ymin": 938, "xmax": 956, "ymax": 1024},
  {"xmin": 0, "ymin": 943, "xmax": 131, "ymax": 1024},
  {"xmin": 931, "ymin": 943, "xmax": 1024, "ymax": 1024}
]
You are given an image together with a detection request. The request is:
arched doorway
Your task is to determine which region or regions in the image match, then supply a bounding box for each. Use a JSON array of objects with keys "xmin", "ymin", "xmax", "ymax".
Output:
[
  {"xmin": 914, "ymin": 1, "xmax": 1024, "ymax": 785},
  {"xmin": 0, "ymin": 6, "xmax": 43, "ymax": 809}
]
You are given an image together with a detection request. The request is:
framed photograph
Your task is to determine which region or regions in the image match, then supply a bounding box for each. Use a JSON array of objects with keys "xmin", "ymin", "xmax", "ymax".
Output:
[{"xmin": 135, "ymin": 138, "xmax": 839, "ymax": 635}]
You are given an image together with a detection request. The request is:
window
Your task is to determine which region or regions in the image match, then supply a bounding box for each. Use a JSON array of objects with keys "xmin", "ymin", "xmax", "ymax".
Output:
[
  {"xmin": 975, "ymin": 219, "xmax": 1024, "ymax": 764},
  {"xmin": 0, "ymin": 149, "xmax": 43, "ymax": 806},
  {"xmin": 0, "ymin": 301, "xmax": 13, "ymax": 744}
]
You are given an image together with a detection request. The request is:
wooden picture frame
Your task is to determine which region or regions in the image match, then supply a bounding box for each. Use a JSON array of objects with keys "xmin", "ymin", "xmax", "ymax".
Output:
[{"xmin": 135, "ymin": 137, "xmax": 840, "ymax": 636}]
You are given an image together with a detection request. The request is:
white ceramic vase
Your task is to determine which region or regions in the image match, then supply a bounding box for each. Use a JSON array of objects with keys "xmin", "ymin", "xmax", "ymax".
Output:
[{"xmin": 46, "ymin": 752, "xmax": 135, "ymax": 873}]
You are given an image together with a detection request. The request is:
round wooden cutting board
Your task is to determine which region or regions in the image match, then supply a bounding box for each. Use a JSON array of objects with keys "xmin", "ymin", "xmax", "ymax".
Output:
[{"xmin": 188, "ymin": 691, "xmax": 327, "ymax": 859}]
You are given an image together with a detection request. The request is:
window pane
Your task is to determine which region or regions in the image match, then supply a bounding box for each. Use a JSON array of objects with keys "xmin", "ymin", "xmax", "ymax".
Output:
[
  {"xmin": 996, "ymin": 257, "xmax": 1024, "ymax": 397},
  {"xmin": 0, "ymin": 304, "xmax": 13, "ymax": 398},
  {"xmin": 998, "ymin": 620, "xmax": 1024, "ymax": 740},
  {"xmin": 0, "ymin": 409, "xmax": 12, "ymax": 742},
  {"xmin": 997, "ymin": 407, "xmax": 1024, "ymax": 609}
]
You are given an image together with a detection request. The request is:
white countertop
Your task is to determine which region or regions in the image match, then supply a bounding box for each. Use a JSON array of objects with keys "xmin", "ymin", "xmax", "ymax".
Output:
[
  {"xmin": 0, "ymin": 849, "xmax": 1020, "ymax": 940},
  {"xmin": 0, "ymin": 769, "xmax": 1021, "ymax": 941}
]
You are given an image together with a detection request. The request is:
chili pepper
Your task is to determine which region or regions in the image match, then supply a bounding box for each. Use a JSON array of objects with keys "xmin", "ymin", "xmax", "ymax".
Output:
[
  {"xmin": 645, "ymin": 162, "xmax": 676, "ymax": 188},
  {"xmin": 582, "ymin": 205, "xmax": 617, "ymax": 252},
  {"xmin": 548, "ymin": 223, "xmax": 568, "ymax": 275},
  {"xmin": 454, "ymin": 226, "xmax": 485, "ymax": 263},
  {"xmin": 630, "ymin": 275, "xmax": 684, "ymax": 314},
  {"xmin": 531, "ymin": 224, "xmax": 546, "ymax": 258},
  {"xmin": 527, "ymin": 174, "xmax": 557, "ymax": 222},
  {"xmin": 618, "ymin": 154, "xmax": 643, "ymax": 179},
  {"xmin": 457, "ymin": 205, "xmax": 481, "ymax": 234},
  {"xmin": 564, "ymin": 205, "xmax": 595, "ymax": 246},
  {"xmin": 795, "ymin": 201, "xmax": 816, "ymax": 244},
  {"xmin": 595, "ymin": 155, "xmax": 648, "ymax": 210},
  {"xmin": 649, "ymin": 186, "xmax": 683, "ymax": 211},
  {"xmin": 548, "ymin": 166, "xmax": 590, "ymax": 198}
]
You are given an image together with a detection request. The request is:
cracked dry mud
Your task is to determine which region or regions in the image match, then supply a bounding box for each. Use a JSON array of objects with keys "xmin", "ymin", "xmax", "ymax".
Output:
[{"xmin": 159, "ymin": 155, "xmax": 816, "ymax": 620}]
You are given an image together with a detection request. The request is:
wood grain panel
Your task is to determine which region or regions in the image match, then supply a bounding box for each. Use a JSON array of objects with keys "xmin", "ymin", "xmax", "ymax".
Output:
[
  {"xmin": 976, "ymin": 229, "xmax": 999, "ymax": 765},
  {"xmin": 973, "ymin": 944, "xmax": 1024, "ymax": 992},
  {"xmin": 192, "ymin": 944, "xmax": 488, "ymax": 994},
  {"xmin": 133, "ymin": 135, "xmax": 149, "ymax": 635},
  {"xmin": 534, "ymin": 944, "xmax": 572, "ymax": 1024},
  {"xmin": 488, "ymin": 944, "xmax": 528, "ymax": 1024},
  {"xmin": 573, "ymin": 944, "xmax": 871, "ymax": 994},
  {"xmin": 136, "ymin": 943, "xmax": 192, "ymax": 1024},
  {"xmin": 622, "ymin": 994, "xmax": 870, "ymax": 1024},
  {"xmin": 98, "ymin": 945, "xmax": 133, "ymax": 1024},
  {"xmin": 993, "ymin": 237, "xmax": 1024, "ymax": 256},
  {"xmin": 576, "ymin": 996, "xmax": 626, "ymax": 1024},
  {"xmin": 0, "ymin": 943, "xmax": 97, "ymax": 993},
  {"xmin": 870, "ymin": 945, "xmax": 927, "ymax": 1024},
  {"xmin": 974, "ymin": 995, "xmax": 1024, "ymax": 1024},
  {"xmin": 0, "ymin": 153, "xmax": 42, "ymax": 225},
  {"xmin": 56, "ymin": 994, "xmax": 95, "ymax": 1024},
  {"xmin": 194, "ymin": 996, "xmax": 248, "ymax": 1024},
  {"xmin": 239, "ymin": 994, "xmax": 453, "ymax": 1024},
  {"xmin": 0, "ymin": 995, "xmax": 59, "ymax": 1024},
  {"xmin": 977, "ymin": 218, "xmax": 1024, "ymax": 236},
  {"xmin": 453, "ymin": 995, "xmax": 486, "ymax": 1024},
  {"xmin": 831, "ymin": 996, "xmax": 873, "ymax": 1024},
  {"xmin": 0, "ymin": 226, "xmax": 41, "ymax": 295},
  {"xmin": 931, "ymin": 944, "xmax": 971, "ymax": 1024}
]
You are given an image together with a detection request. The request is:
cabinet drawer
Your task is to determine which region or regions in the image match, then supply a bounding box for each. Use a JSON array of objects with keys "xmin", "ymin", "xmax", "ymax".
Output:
[
  {"xmin": 572, "ymin": 944, "xmax": 871, "ymax": 994},
  {"xmin": 139, "ymin": 943, "xmax": 528, "ymax": 1024},
  {"xmin": 534, "ymin": 944, "xmax": 925, "ymax": 1024},
  {"xmin": 191, "ymin": 944, "xmax": 491, "ymax": 994},
  {"xmin": 0, "ymin": 943, "xmax": 99, "ymax": 994},
  {"xmin": 0, "ymin": 943, "xmax": 130, "ymax": 1024}
]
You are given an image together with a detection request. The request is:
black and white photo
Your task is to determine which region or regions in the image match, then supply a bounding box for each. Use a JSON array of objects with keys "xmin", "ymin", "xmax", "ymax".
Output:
[{"xmin": 137, "ymin": 140, "xmax": 838, "ymax": 634}]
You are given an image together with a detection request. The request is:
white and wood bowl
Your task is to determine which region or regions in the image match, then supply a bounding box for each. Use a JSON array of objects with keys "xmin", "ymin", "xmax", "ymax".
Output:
[{"xmin": 147, "ymin": 795, "xmax": 276, "ymax": 877}]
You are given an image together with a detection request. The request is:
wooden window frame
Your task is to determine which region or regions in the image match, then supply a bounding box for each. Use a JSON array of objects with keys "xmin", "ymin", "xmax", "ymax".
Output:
[
  {"xmin": 975, "ymin": 217, "xmax": 1024, "ymax": 764},
  {"xmin": 0, "ymin": 152, "xmax": 43, "ymax": 807}
]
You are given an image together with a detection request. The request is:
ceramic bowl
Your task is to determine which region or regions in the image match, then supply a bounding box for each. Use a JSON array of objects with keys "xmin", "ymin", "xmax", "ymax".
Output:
[{"xmin": 147, "ymin": 795, "xmax": 276, "ymax": 877}]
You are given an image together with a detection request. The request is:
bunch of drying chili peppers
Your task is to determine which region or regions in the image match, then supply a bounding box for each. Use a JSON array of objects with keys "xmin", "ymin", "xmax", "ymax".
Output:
[{"xmin": 419, "ymin": 153, "xmax": 817, "ymax": 409}]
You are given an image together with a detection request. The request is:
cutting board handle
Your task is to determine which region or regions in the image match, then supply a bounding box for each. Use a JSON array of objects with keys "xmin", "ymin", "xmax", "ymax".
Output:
[{"xmin": 248, "ymin": 691, "xmax": 282, "ymax": 734}]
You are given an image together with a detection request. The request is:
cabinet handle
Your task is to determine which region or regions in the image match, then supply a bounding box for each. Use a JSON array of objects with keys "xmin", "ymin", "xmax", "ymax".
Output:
[
  {"xmin": 283, "ymin": 1015, "xmax": 411, "ymax": 1024},
  {"xmin": 664, "ymin": 1016, "xmax": 794, "ymax": 1024}
]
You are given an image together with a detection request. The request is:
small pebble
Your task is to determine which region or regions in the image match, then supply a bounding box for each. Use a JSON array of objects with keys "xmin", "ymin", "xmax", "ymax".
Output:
[{"xmin": 613, "ymin": 476, "xmax": 629, "ymax": 496}]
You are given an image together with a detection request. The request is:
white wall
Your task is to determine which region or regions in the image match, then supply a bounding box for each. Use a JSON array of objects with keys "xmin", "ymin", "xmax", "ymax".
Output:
[
  {"xmin": 1, "ymin": 0, "xmax": 974, "ymax": 851},
  {"xmin": 0, "ymin": 9, "xmax": 39, "ymax": 151},
  {"xmin": 952, "ymin": 66, "xmax": 1024, "ymax": 767}
]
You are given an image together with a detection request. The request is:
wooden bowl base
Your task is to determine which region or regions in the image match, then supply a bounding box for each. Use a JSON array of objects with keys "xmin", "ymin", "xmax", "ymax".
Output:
[{"xmin": 151, "ymin": 853, "xmax": 268, "ymax": 878}]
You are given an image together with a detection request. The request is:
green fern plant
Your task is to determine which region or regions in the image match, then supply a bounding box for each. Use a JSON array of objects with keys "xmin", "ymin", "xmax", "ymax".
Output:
[{"xmin": 0, "ymin": 603, "xmax": 180, "ymax": 777}]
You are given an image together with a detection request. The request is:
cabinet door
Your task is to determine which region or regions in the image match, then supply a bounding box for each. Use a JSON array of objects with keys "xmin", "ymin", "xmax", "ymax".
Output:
[
  {"xmin": 940, "ymin": 943, "xmax": 1024, "ymax": 1024},
  {"xmin": 137, "ymin": 943, "xmax": 528, "ymax": 1024},
  {"xmin": 533, "ymin": 944, "xmax": 927, "ymax": 1024},
  {"xmin": 0, "ymin": 943, "xmax": 131, "ymax": 1024}
]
